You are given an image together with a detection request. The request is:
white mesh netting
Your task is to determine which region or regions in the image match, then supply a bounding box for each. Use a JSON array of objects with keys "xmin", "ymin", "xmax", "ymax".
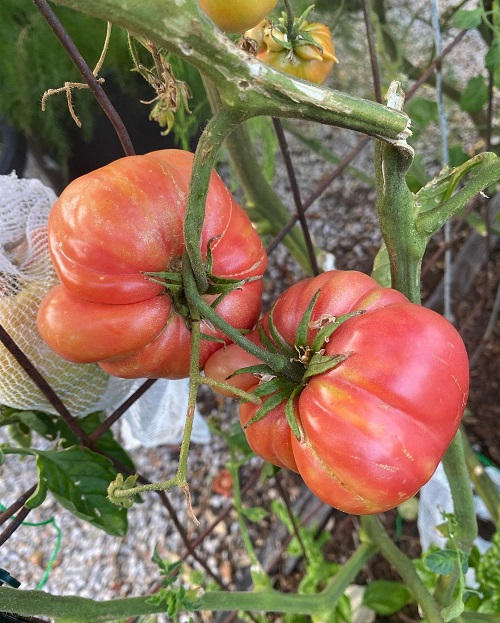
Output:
[
  {"xmin": 0, "ymin": 173, "xmax": 210, "ymax": 446},
  {"xmin": 418, "ymin": 461, "xmax": 500, "ymax": 554}
]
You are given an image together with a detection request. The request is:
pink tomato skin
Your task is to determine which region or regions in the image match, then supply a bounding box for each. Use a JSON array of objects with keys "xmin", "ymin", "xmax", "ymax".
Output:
[
  {"xmin": 38, "ymin": 150, "xmax": 267, "ymax": 379},
  {"xmin": 205, "ymin": 270, "xmax": 469, "ymax": 514}
]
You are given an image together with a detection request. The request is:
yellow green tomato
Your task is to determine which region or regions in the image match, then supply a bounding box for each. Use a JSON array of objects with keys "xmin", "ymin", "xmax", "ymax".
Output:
[
  {"xmin": 199, "ymin": 0, "xmax": 278, "ymax": 33},
  {"xmin": 257, "ymin": 21, "xmax": 338, "ymax": 84}
]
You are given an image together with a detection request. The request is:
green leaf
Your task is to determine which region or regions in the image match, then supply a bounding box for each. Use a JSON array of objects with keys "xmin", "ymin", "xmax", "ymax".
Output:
[
  {"xmin": 25, "ymin": 478, "xmax": 49, "ymax": 510},
  {"xmin": 416, "ymin": 154, "xmax": 488, "ymax": 217},
  {"xmin": 371, "ymin": 243, "xmax": 392, "ymax": 287},
  {"xmin": 486, "ymin": 36, "xmax": 500, "ymax": 72},
  {"xmin": 425, "ymin": 549, "xmax": 459, "ymax": 576},
  {"xmin": 60, "ymin": 412, "xmax": 135, "ymax": 472},
  {"xmin": 441, "ymin": 570, "xmax": 466, "ymax": 622},
  {"xmin": 460, "ymin": 75, "xmax": 489, "ymax": 112},
  {"xmin": 453, "ymin": 8, "xmax": 483, "ymax": 29},
  {"xmin": 406, "ymin": 98, "xmax": 438, "ymax": 130},
  {"xmin": 7, "ymin": 422, "xmax": 32, "ymax": 448},
  {"xmin": 242, "ymin": 506, "xmax": 269, "ymax": 522},
  {"xmin": 36, "ymin": 446, "xmax": 128, "ymax": 536},
  {"xmin": 18, "ymin": 411, "xmax": 60, "ymax": 441},
  {"xmin": 363, "ymin": 580, "xmax": 413, "ymax": 615}
]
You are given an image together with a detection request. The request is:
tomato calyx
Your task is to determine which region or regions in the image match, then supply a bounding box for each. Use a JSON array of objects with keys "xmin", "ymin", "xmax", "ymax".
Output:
[
  {"xmin": 246, "ymin": 6, "xmax": 338, "ymax": 66},
  {"xmin": 144, "ymin": 239, "xmax": 264, "ymax": 325},
  {"xmin": 234, "ymin": 291, "xmax": 363, "ymax": 440}
]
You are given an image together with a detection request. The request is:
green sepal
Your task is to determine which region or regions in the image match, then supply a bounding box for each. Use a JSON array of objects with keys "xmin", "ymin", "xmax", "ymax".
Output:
[
  {"xmin": 267, "ymin": 305, "xmax": 295, "ymax": 356},
  {"xmin": 228, "ymin": 363, "xmax": 275, "ymax": 378},
  {"xmin": 244, "ymin": 384, "xmax": 295, "ymax": 429},
  {"xmin": 143, "ymin": 270, "xmax": 183, "ymax": 285},
  {"xmin": 285, "ymin": 386, "xmax": 304, "ymax": 441},
  {"xmin": 258, "ymin": 323, "xmax": 283, "ymax": 355},
  {"xmin": 295, "ymin": 289, "xmax": 320, "ymax": 348},
  {"xmin": 251, "ymin": 376, "xmax": 292, "ymax": 399},
  {"xmin": 271, "ymin": 30, "xmax": 293, "ymax": 51},
  {"xmin": 199, "ymin": 332, "xmax": 226, "ymax": 345},
  {"xmin": 302, "ymin": 352, "xmax": 350, "ymax": 380},
  {"xmin": 310, "ymin": 310, "xmax": 364, "ymax": 352},
  {"xmin": 294, "ymin": 31, "xmax": 324, "ymax": 55},
  {"xmin": 207, "ymin": 275, "xmax": 263, "ymax": 309}
]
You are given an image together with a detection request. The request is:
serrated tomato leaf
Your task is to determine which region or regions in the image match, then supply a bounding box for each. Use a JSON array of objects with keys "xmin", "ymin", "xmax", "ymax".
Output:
[
  {"xmin": 452, "ymin": 8, "xmax": 483, "ymax": 29},
  {"xmin": 363, "ymin": 580, "xmax": 413, "ymax": 615},
  {"xmin": 60, "ymin": 412, "xmax": 135, "ymax": 472},
  {"xmin": 425, "ymin": 549, "xmax": 461, "ymax": 576},
  {"xmin": 36, "ymin": 446, "xmax": 128, "ymax": 536}
]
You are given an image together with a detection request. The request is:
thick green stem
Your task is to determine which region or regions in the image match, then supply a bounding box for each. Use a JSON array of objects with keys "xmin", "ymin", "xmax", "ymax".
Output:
[
  {"xmin": 441, "ymin": 430, "xmax": 478, "ymax": 554},
  {"xmin": 0, "ymin": 543, "xmax": 377, "ymax": 621},
  {"xmin": 374, "ymin": 137, "xmax": 423, "ymax": 302},
  {"xmin": 183, "ymin": 107, "xmax": 241, "ymax": 292},
  {"xmin": 461, "ymin": 428, "xmax": 500, "ymax": 527},
  {"xmin": 0, "ymin": 587, "xmax": 328, "ymax": 620},
  {"xmin": 361, "ymin": 515, "xmax": 444, "ymax": 623},
  {"xmin": 321, "ymin": 541, "xmax": 377, "ymax": 601},
  {"xmin": 51, "ymin": 0, "xmax": 410, "ymax": 143}
]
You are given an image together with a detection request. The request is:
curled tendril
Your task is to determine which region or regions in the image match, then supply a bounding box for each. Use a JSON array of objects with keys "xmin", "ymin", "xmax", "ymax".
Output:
[{"xmin": 107, "ymin": 473, "xmax": 139, "ymax": 508}]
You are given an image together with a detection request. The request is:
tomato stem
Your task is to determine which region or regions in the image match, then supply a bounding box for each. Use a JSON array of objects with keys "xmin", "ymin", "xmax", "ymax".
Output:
[
  {"xmin": 361, "ymin": 515, "xmax": 445, "ymax": 623},
  {"xmin": 182, "ymin": 252, "xmax": 304, "ymax": 384},
  {"xmin": 441, "ymin": 430, "xmax": 478, "ymax": 554},
  {"xmin": 183, "ymin": 107, "xmax": 243, "ymax": 293}
]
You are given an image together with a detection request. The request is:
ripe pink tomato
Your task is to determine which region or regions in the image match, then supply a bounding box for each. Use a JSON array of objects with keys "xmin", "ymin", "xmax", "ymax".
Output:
[
  {"xmin": 205, "ymin": 270, "xmax": 469, "ymax": 514},
  {"xmin": 38, "ymin": 150, "xmax": 267, "ymax": 379}
]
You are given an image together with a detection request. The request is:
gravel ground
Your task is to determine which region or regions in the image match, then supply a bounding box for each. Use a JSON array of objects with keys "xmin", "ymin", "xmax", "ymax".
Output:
[{"xmin": 0, "ymin": 1, "xmax": 494, "ymax": 619}]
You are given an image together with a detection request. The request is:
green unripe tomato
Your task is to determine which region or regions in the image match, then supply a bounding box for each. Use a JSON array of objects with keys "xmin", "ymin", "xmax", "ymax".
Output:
[{"xmin": 199, "ymin": 0, "xmax": 278, "ymax": 33}]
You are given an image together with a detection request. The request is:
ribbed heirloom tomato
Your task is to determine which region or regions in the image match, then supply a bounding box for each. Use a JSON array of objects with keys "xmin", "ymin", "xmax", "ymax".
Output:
[
  {"xmin": 205, "ymin": 270, "xmax": 470, "ymax": 514},
  {"xmin": 199, "ymin": 0, "xmax": 278, "ymax": 33},
  {"xmin": 37, "ymin": 150, "xmax": 267, "ymax": 379}
]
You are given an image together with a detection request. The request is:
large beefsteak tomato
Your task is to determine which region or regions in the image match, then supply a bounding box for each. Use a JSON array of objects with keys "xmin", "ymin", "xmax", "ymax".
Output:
[
  {"xmin": 204, "ymin": 270, "xmax": 469, "ymax": 514},
  {"xmin": 37, "ymin": 149, "xmax": 267, "ymax": 379}
]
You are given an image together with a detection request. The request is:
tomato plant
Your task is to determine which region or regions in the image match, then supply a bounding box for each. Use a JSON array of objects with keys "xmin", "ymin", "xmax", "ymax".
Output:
[
  {"xmin": 199, "ymin": 0, "xmax": 278, "ymax": 33},
  {"xmin": 37, "ymin": 149, "xmax": 267, "ymax": 379},
  {"xmin": 205, "ymin": 270, "xmax": 470, "ymax": 514},
  {"xmin": 246, "ymin": 10, "xmax": 338, "ymax": 84}
]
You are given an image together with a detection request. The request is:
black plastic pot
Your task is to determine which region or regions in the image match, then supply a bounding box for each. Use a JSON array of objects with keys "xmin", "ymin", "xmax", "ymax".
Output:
[{"xmin": 0, "ymin": 120, "xmax": 27, "ymax": 177}]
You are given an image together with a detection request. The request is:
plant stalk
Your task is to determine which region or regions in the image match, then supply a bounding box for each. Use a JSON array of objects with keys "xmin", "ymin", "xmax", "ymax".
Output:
[
  {"xmin": 361, "ymin": 515, "xmax": 444, "ymax": 623},
  {"xmin": 183, "ymin": 107, "xmax": 242, "ymax": 293},
  {"xmin": 51, "ymin": 0, "xmax": 411, "ymax": 143}
]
